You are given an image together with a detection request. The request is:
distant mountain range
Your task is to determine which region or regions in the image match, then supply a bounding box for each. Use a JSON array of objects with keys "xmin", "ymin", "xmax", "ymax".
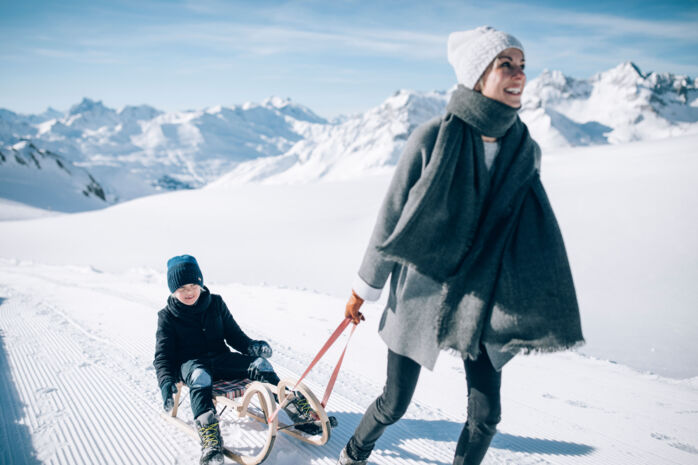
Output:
[{"xmin": 1, "ymin": 62, "xmax": 696, "ymax": 211}]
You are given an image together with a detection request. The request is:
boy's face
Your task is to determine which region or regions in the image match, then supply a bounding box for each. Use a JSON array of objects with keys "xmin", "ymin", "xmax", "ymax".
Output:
[{"xmin": 173, "ymin": 283, "xmax": 202, "ymax": 306}]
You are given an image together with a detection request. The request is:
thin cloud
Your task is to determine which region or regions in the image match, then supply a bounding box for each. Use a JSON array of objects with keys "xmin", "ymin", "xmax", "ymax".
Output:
[
  {"xmin": 158, "ymin": 23, "xmax": 444, "ymax": 59},
  {"xmin": 31, "ymin": 48, "xmax": 122, "ymax": 65},
  {"xmin": 495, "ymin": 1, "xmax": 698, "ymax": 41},
  {"xmin": 61, "ymin": 21, "xmax": 445, "ymax": 61},
  {"xmin": 174, "ymin": 61, "xmax": 236, "ymax": 75},
  {"xmin": 554, "ymin": 12, "xmax": 697, "ymax": 41}
]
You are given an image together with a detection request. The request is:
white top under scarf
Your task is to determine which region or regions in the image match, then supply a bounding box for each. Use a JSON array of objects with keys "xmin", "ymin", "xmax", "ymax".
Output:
[{"xmin": 483, "ymin": 140, "xmax": 500, "ymax": 171}]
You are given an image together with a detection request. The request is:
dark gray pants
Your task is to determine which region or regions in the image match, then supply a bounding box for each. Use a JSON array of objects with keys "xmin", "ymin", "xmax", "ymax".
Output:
[
  {"xmin": 180, "ymin": 351, "xmax": 280, "ymax": 418},
  {"xmin": 346, "ymin": 349, "xmax": 501, "ymax": 465}
]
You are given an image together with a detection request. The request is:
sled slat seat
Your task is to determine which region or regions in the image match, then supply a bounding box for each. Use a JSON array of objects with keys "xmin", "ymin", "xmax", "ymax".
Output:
[{"xmin": 212, "ymin": 378, "xmax": 251, "ymax": 400}]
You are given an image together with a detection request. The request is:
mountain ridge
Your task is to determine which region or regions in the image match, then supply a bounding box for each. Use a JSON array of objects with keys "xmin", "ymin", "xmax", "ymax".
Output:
[{"xmin": 1, "ymin": 62, "xmax": 696, "ymax": 210}]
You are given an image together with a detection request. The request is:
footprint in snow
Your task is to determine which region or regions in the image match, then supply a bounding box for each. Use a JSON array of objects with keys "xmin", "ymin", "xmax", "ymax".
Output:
[
  {"xmin": 651, "ymin": 433, "xmax": 698, "ymax": 455},
  {"xmin": 670, "ymin": 442, "xmax": 698, "ymax": 454},
  {"xmin": 565, "ymin": 399, "xmax": 590, "ymax": 408}
]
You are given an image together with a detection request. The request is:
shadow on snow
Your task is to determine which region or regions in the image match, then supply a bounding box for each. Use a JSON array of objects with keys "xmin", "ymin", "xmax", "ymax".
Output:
[
  {"xmin": 309, "ymin": 411, "xmax": 594, "ymax": 464},
  {"xmin": 0, "ymin": 296, "xmax": 42, "ymax": 465}
]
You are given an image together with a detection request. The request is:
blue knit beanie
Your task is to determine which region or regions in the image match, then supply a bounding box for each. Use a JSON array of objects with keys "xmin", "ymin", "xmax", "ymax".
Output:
[{"xmin": 167, "ymin": 255, "xmax": 204, "ymax": 293}]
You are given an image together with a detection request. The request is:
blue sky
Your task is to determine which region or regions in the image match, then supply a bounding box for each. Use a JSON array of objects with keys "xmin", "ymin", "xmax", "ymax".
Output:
[{"xmin": 2, "ymin": 0, "xmax": 697, "ymax": 118}]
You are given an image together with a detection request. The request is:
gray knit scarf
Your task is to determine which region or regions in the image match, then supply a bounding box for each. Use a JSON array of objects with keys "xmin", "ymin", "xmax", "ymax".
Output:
[{"xmin": 378, "ymin": 85, "xmax": 583, "ymax": 360}]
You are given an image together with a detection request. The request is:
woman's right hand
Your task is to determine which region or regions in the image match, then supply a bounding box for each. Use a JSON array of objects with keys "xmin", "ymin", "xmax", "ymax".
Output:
[{"xmin": 345, "ymin": 290, "xmax": 365, "ymax": 325}]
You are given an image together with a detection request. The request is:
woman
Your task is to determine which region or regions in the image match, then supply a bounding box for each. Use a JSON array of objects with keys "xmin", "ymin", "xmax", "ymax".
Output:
[{"xmin": 337, "ymin": 26, "xmax": 583, "ymax": 465}]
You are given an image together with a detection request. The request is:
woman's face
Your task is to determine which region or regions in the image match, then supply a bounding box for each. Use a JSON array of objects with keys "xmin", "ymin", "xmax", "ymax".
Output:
[
  {"xmin": 173, "ymin": 283, "xmax": 202, "ymax": 306},
  {"xmin": 478, "ymin": 48, "xmax": 526, "ymax": 108}
]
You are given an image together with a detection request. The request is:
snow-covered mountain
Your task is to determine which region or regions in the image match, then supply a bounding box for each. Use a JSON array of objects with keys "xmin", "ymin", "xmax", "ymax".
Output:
[
  {"xmin": 1, "ymin": 96, "xmax": 327, "ymax": 207},
  {"xmin": 1, "ymin": 62, "xmax": 696, "ymax": 208},
  {"xmin": 211, "ymin": 90, "xmax": 449, "ymax": 185},
  {"xmin": 0, "ymin": 141, "xmax": 108, "ymax": 212},
  {"xmin": 522, "ymin": 61, "xmax": 698, "ymax": 148},
  {"xmin": 221, "ymin": 62, "xmax": 697, "ymax": 186}
]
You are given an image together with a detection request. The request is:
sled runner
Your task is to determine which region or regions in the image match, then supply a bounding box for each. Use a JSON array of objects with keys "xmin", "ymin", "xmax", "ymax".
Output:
[{"xmin": 161, "ymin": 377, "xmax": 336, "ymax": 465}]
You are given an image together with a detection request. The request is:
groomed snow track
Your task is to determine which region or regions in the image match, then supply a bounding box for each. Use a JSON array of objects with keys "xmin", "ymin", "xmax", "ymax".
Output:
[{"xmin": 1, "ymin": 262, "xmax": 697, "ymax": 465}]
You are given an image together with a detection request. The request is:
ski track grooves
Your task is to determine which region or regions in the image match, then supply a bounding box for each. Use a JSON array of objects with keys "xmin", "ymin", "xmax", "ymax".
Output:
[
  {"xmin": 0, "ymin": 293, "xmax": 181, "ymax": 464},
  {"xmin": 0, "ymin": 275, "xmax": 479, "ymax": 465},
  {"xmin": 1, "ymin": 269, "xmax": 695, "ymax": 465}
]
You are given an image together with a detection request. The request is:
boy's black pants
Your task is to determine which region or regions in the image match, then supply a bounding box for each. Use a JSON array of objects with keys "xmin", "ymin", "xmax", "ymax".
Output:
[{"xmin": 180, "ymin": 351, "xmax": 281, "ymax": 418}]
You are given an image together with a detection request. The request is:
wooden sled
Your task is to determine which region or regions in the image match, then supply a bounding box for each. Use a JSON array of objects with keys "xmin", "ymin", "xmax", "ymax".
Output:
[{"xmin": 161, "ymin": 377, "xmax": 335, "ymax": 465}]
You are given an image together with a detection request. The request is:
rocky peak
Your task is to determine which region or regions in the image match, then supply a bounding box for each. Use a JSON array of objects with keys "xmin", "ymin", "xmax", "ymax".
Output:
[
  {"xmin": 118, "ymin": 104, "xmax": 162, "ymax": 122},
  {"xmin": 69, "ymin": 98, "xmax": 113, "ymax": 116}
]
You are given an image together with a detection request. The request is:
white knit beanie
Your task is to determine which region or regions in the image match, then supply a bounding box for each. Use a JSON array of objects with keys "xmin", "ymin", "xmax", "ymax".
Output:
[{"xmin": 447, "ymin": 26, "xmax": 524, "ymax": 89}]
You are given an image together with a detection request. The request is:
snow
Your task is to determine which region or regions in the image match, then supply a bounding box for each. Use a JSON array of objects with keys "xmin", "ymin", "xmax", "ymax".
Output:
[
  {"xmin": 0, "ymin": 141, "xmax": 109, "ymax": 212},
  {"xmin": 182, "ymin": 63, "xmax": 698, "ymax": 187},
  {"xmin": 0, "ymin": 97, "xmax": 328, "ymax": 205},
  {"xmin": 521, "ymin": 62, "xmax": 698, "ymax": 147},
  {"xmin": 0, "ymin": 199, "xmax": 60, "ymax": 221},
  {"xmin": 1, "ymin": 132, "xmax": 697, "ymax": 464},
  {"xmin": 541, "ymin": 135, "xmax": 698, "ymax": 380},
  {"xmin": 1, "ymin": 262, "xmax": 696, "ymax": 464},
  {"xmin": 212, "ymin": 90, "xmax": 450, "ymax": 185}
]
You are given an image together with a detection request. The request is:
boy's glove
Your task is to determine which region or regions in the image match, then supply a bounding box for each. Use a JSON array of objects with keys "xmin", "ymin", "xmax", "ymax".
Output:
[
  {"xmin": 345, "ymin": 290, "xmax": 365, "ymax": 325},
  {"xmin": 247, "ymin": 357, "xmax": 274, "ymax": 381},
  {"xmin": 161, "ymin": 381, "xmax": 178, "ymax": 412},
  {"xmin": 247, "ymin": 340, "xmax": 273, "ymax": 358}
]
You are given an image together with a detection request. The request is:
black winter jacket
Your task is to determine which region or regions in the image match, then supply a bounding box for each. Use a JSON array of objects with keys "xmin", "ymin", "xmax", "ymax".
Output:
[{"xmin": 153, "ymin": 287, "xmax": 252, "ymax": 388}]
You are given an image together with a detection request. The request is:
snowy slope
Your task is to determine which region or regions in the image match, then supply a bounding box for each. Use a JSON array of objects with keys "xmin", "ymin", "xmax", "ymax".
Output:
[
  {"xmin": 0, "ymin": 141, "xmax": 108, "ymax": 212},
  {"xmin": 1, "ymin": 261, "xmax": 696, "ymax": 465},
  {"xmin": 0, "ymin": 134, "xmax": 697, "ymax": 464},
  {"xmin": 0, "ymin": 199, "xmax": 60, "ymax": 221},
  {"xmin": 1, "ymin": 134, "xmax": 696, "ymax": 380}
]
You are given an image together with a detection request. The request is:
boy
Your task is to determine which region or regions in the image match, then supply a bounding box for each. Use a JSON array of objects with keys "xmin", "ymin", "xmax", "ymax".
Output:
[{"xmin": 154, "ymin": 255, "xmax": 319, "ymax": 465}]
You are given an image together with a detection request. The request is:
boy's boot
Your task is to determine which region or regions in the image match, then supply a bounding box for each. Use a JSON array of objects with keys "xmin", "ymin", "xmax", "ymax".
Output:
[
  {"xmin": 195, "ymin": 410, "xmax": 224, "ymax": 465},
  {"xmin": 283, "ymin": 391, "xmax": 323, "ymax": 435},
  {"xmin": 337, "ymin": 445, "xmax": 368, "ymax": 465}
]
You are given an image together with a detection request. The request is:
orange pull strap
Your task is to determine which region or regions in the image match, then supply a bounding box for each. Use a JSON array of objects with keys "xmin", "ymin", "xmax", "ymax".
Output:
[{"xmin": 268, "ymin": 317, "xmax": 355, "ymax": 423}]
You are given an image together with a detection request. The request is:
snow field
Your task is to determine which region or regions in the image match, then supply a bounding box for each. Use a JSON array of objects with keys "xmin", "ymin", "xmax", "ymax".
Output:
[
  {"xmin": 1, "ymin": 261, "xmax": 697, "ymax": 464},
  {"xmin": 1, "ymin": 134, "xmax": 697, "ymax": 379},
  {"xmin": 1, "ymin": 133, "xmax": 697, "ymax": 463},
  {"xmin": 0, "ymin": 199, "xmax": 61, "ymax": 222}
]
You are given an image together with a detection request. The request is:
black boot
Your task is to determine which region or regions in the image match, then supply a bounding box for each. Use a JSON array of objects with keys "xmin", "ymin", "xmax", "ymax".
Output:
[
  {"xmin": 195, "ymin": 410, "xmax": 224, "ymax": 465},
  {"xmin": 283, "ymin": 391, "xmax": 323, "ymax": 435},
  {"xmin": 337, "ymin": 445, "xmax": 368, "ymax": 465}
]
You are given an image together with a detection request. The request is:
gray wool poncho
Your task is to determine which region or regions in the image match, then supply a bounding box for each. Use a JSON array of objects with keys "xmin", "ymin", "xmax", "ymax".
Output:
[{"xmin": 359, "ymin": 86, "xmax": 583, "ymax": 370}]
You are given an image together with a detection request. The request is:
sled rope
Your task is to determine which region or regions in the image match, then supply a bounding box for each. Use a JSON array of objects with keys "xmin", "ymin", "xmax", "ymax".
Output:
[{"xmin": 268, "ymin": 317, "xmax": 356, "ymax": 423}]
